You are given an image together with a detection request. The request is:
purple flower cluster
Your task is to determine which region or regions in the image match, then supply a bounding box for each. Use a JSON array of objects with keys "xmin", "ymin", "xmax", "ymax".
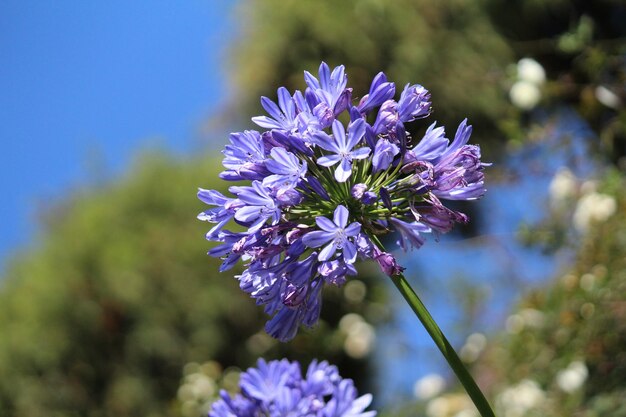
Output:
[
  {"xmin": 198, "ymin": 62, "xmax": 487, "ymax": 341},
  {"xmin": 209, "ymin": 359, "xmax": 375, "ymax": 417}
]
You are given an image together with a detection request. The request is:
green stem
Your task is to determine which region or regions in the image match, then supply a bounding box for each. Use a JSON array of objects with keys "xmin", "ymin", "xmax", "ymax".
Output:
[{"xmin": 389, "ymin": 272, "xmax": 496, "ymax": 417}]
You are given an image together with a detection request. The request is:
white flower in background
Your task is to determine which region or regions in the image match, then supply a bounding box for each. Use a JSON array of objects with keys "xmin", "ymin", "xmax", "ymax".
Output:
[
  {"xmin": 595, "ymin": 85, "xmax": 622, "ymax": 109},
  {"xmin": 414, "ymin": 373, "xmax": 446, "ymax": 400},
  {"xmin": 517, "ymin": 58, "xmax": 546, "ymax": 85},
  {"xmin": 343, "ymin": 279, "xmax": 367, "ymax": 303},
  {"xmin": 549, "ymin": 167, "xmax": 578, "ymax": 207},
  {"xmin": 518, "ymin": 308, "xmax": 545, "ymax": 329},
  {"xmin": 426, "ymin": 393, "xmax": 475, "ymax": 417},
  {"xmin": 178, "ymin": 361, "xmax": 223, "ymax": 417},
  {"xmin": 497, "ymin": 379, "xmax": 545, "ymax": 417},
  {"xmin": 339, "ymin": 313, "xmax": 376, "ymax": 358},
  {"xmin": 454, "ymin": 410, "xmax": 479, "ymax": 417},
  {"xmin": 510, "ymin": 81, "xmax": 541, "ymax": 110},
  {"xmin": 509, "ymin": 57, "xmax": 546, "ymax": 110},
  {"xmin": 505, "ymin": 313, "xmax": 525, "ymax": 334},
  {"xmin": 460, "ymin": 333, "xmax": 487, "ymax": 363},
  {"xmin": 573, "ymin": 191, "xmax": 617, "ymax": 232},
  {"xmin": 556, "ymin": 361, "xmax": 588, "ymax": 393}
]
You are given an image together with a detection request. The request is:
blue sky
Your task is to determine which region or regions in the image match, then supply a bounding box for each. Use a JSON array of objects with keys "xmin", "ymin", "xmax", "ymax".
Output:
[{"xmin": 0, "ymin": 1, "xmax": 235, "ymax": 268}]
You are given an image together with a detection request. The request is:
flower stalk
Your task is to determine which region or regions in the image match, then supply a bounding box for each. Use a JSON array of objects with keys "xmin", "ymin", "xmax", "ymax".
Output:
[{"xmin": 389, "ymin": 271, "xmax": 495, "ymax": 417}]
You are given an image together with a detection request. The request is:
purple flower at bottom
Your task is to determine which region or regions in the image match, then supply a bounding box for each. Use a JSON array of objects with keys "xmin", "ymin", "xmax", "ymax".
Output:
[
  {"xmin": 302, "ymin": 205, "xmax": 361, "ymax": 263},
  {"xmin": 239, "ymin": 358, "xmax": 300, "ymax": 402},
  {"xmin": 209, "ymin": 359, "xmax": 376, "ymax": 417}
]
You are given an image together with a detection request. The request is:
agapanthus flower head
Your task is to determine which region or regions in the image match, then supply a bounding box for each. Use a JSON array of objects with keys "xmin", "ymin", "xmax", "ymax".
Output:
[
  {"xmin": 209, "ymin": 358, "xmax": 376, "ymax": 417},
  {"xmin": 198, "ymin": 62, "xmax": 488, "ymax": 341}
]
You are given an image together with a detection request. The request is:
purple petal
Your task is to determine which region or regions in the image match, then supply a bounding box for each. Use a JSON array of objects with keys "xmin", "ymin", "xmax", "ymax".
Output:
[
  {"xmin": 302, "ymin": 230, "xmax": 333, "ymax": 248},
  {"xmin": 270, "ymin": 147, "xmax": 296, "ymax": 167},
  {"xmin": 234, "ymin": 205, "xmax": 264, "ymax": 223},
  {"xmin": 317, "ymin": 154, "xmax": 341, "ymax": 167},
  {"xmin": 350, "ymin": 147, "xmax": 371, "ymax": 160},
  {"xmin": 318, "ymin": 241, "xmax": 337, "ymax": 261},
  {"xmin": 331, "ymin": 120, "xmax": 346, "ymax": 150},
  {"xmin": 346, "ymin": 118, "xmax": 366, "ymax": 150},
  {"xmin": 343, "ymin": 241, "xmax": 357, "ymax": 264},
  {"xmin": 251, "ymin": 115, "xmax": 282, "ymax": 129},
  {"xmin": 333, "ymin": 205, "xmax": 349, "ymax": 228},
  {"xmin": 236, "ymin": 190, "xmax": 270, "ymax": 206},
  {"xmin": 277, "ymin": 87, "xmax": 295, "ymax": 119},
  {"xmin": 304, "ymin": 70, "xmax": 320, "ymax": 90},
  {"xmin": 316, "ymin": 216, "xmax": 338, "ymax": 232},
  {"xmin": 312, "ymin": 131, "xmax": 340, "ymax": 153},
  {"xmin": 260, "ymin": 96, "xmax": 283, "ymax": 121},
  {"xmin": 335, "ymin": 158, "xmax": 352, "ymax": 182},
  {"xmin": 329, "ymin": 64, "xmax": 345, "ymax": 90},
  {"xmin": 344, "ymin": 222, "xmax": 361, "ymax": 236},
  {"xmin": 318, "ymin": 62, "xmax": 331, "ymax": 90}
]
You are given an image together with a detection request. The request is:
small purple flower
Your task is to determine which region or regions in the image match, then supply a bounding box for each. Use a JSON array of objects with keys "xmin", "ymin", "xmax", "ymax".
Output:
[
  {"xmin": 372, "ymin": 138, "xmax": 400, "ymax": 172},
  {"xmin": 350, "ymin": 183, "xmax": 378, "ymax": 205},
  {"xmin": 302, "ymin": 205, "xmax": 361, "ymax": 263},
  {"xmin": 313, "ymin": 119, "xmax": 369, "ymax": 182},
  {"xmin": 372, "ymin": 99, "xmax": 399, "ymax": 135},
  {"xmin": 209, "ymin": 359, "xmax": 376, "ymax": 417},
  {"xmin": 357, "ymin": 72, "xmax": 396, "ymax": 113},
  {"xmin": 252, "ymin": 87, "xmax": 298, "ymax": 131},
  {"xmin": 431, "ymin": 119, "xmax": 487, "ymax": 201},
  {"xmin": 372, "ymin": 246, "xmax": 405, "ymax": 277},
  {"xmin": 350, "ymin": 183, "xmax": 368, "ymax": 200},
  {"xmin": 321, "ymin": 379, "xmax": 376, "ymax": 417},
  {"xmin": 304, "ymin": 62, "xmax": 352, "ymax": 121},
  {"xmin": 221, "ymin": 130, "xmax": 269, "ymax": 181},
  {"xmin": 406, "ymin": 122, "xmax": 448, "ymax": 163},
  {"xmin": 397, "ymin": 83, "xmax": 431, "ymax": 122},
  {"xmin": 262, "ymin": 147, "xmax": 308, "ymax": 192},
  {"xmin": 389, "ymin": 218, "xmax": 430, "ymax": 251},
  {"xmin": 232, "ymin": 181, "xmax": 282, "ymax": 233},
  {"xmin": 318, "ymin": 259, "xmax": 357, "ymax": 286},
  {"xmin": 197, "ymin": 189, "xmax": 241, "ymax": 239}
]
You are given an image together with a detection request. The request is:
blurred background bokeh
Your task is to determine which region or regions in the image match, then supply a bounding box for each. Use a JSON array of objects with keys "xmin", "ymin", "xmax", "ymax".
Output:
[{"xmin": 1, "ymin": 1, "xmax": 625, "ymax": 416}]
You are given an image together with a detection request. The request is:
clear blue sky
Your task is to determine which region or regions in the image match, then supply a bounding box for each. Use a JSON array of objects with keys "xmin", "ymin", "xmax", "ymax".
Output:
[{"xmin": 0, "ymin": 1, "xmax": 236, "ymax": 269}]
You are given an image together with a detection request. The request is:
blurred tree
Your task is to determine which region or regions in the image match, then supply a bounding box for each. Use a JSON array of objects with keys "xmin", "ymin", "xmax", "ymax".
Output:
[
  {"xmin": 0, "ymin": 153, "xmax": 387, "ymax": 417},
  {"xmin": 228, "ymin": 0, "xmax": 514, "ymax": 158},
  {"xmin": 228, "ymin": 0, "xmax": 625, "ymax": 162},
  {"xmin": 484, "ymin": 0, "xmax": 626, "ymax": 163}
]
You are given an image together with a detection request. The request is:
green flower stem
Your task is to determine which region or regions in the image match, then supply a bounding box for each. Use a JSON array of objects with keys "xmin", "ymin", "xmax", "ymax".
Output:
[{"xmin": 389, "ymin": 272, "xmax": 496, "ymax": 417}]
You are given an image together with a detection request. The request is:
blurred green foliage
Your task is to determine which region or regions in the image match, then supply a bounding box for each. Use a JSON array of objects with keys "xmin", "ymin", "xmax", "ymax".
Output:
[
  {"xmin": 0, "ymin": 153, "xmax": 388, "ymax": 416},
  {"xmin": 230, "ymin": 0, "xmax": 625, "ymax": 161},
  {"xmin": 230, "ymin": 0, "xmax": 513, "ymax": 157},
  {"xmin": 381, "ymin": 171, "xmax": 626, "ymax": 416}
]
